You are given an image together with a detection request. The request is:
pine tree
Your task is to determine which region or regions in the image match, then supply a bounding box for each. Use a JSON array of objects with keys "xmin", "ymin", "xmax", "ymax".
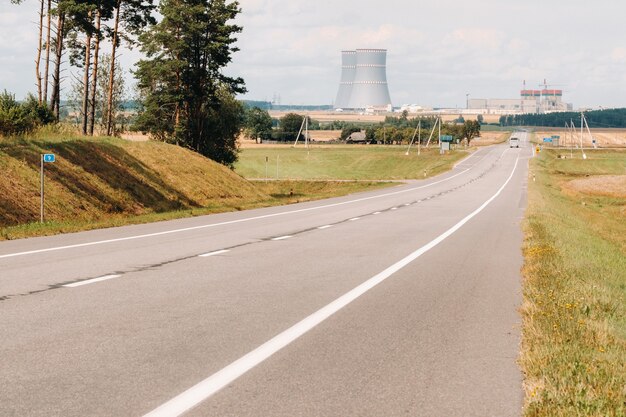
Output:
[{"xmin": 135, "ymin": 0, "xmax": 246, "ymax": 166}]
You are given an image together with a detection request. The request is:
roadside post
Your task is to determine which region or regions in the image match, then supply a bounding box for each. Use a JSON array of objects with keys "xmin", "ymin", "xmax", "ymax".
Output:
[
  {"xmin": 439, "ymin": 135, "xmax": 453, "ymax": 154},
  {"xmin": 40, "ymin": 153, "xmax": 55, "ymax": 223},
  {"xmin": 265, "ymin": 156, "xmax": 268, "ymax": 180}
]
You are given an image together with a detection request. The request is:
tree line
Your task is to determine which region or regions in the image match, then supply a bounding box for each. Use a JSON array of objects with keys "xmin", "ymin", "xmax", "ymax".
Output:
[
  {"xmin": 499, "ymin": 108, "xmax": 626, "ymax": 128},
  {"xmin": 7, "ymin": 0, "xmax": 247, "ymax": 167},
  {"xmin": 10, "ymin": 0, "xmax": 155, "ymax": 136},
  {"xmin": 240, "ymin": 110, "xmax": 481, "ymax": 145}
]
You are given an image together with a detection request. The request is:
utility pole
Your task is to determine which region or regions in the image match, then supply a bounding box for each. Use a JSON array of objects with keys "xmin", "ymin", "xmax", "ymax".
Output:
[{"xmin": 580, "ymin": 113, "xmax": 587, "ymax": 159}]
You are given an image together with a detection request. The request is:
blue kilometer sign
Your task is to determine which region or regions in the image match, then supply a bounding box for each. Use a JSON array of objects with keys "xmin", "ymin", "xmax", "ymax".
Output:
[{"xmin": 43, "ymin": 154, "xmax": 55, "ymax": 163}]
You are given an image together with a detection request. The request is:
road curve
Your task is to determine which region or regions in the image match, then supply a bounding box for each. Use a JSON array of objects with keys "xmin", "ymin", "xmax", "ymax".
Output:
[{"xmin": 0, "ymin": 137, "xmax": 530, "ymax": 416}]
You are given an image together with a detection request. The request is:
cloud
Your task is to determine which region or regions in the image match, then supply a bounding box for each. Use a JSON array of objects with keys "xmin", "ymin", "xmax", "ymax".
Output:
[
  {"xmin": 3, "ymin": 0, "xmax": 626, "ymax": 107},
  {"xmin": 611, "ymin": 47, "xmax": 626, "ymax": 63}
]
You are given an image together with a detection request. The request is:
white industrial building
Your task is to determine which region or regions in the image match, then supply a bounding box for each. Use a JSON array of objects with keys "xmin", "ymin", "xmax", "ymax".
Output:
[{"xmin": 468, "ymin": 87, "xmax": 573, "ymax": 114}]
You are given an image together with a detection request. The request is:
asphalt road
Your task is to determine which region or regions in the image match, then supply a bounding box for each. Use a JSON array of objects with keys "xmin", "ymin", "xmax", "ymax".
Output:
[{"xmin": 0, "ymin": 136, "xmax": 531, "ymax": 416}]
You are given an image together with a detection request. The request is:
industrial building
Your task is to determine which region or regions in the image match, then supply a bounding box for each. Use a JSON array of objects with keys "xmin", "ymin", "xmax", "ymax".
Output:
[
  {"xmin": 334, "ymin": 49, "xmax": 392, "ymax": 111},
  {"xmin": 468, "ymin": 84, "xmax": 573, "ymax": 114}
]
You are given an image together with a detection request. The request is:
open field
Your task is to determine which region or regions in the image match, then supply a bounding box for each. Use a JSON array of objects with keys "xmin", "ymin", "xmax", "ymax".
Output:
[
  {"xmin": 235, "ymin": 145, "xmax": 469, "ymax": 180},
  {"xmin": 533, "ymin": 129, "xmax": 626, "ymax": 147},
  {"xmin": 521, "ymin": 149, "xmax": 626, "ymax": 416},
  {"xmin": 0, "ymin": 136, "xmax": 391, "ymax": 240},
  {"xmin": 471, "ymin": 131, "xmax": 510, "ymax": 146}
]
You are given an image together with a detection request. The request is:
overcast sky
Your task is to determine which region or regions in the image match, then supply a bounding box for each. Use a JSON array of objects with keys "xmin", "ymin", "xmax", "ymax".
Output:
[{"xmin": 2, "ymin": 0, "xmax": 626, "ymax": 109}]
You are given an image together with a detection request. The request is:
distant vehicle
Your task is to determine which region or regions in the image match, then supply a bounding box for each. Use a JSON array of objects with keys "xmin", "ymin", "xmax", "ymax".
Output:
[{"xmin": 509, "ymin": 136, "xmax": 520, "ymax": 148}]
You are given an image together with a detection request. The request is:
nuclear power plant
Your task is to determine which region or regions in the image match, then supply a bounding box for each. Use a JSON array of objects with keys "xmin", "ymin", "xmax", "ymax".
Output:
[
  {"xmin": 334, "ymin": 49, "xmax": 392, "ymax": 111},
  {"xmin": 468, "ymin": 80, "xmax": 573, "ymax": 114}
]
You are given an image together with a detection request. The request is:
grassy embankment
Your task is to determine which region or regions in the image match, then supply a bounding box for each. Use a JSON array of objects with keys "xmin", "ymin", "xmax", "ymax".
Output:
[
  {"xmin": 0, "ymin": 135, "xmax": 393, "ymax": 240},
  {"xmin": 2, "ymin": 134, "xmax": 469, "ymax": 240},
  {"xmin": 235, "ymin": 145, "xmax": 468, "ymax": 180},
  {"xmin": 522, "ymin": 149, "xmax": 626, "ymax": 416}
]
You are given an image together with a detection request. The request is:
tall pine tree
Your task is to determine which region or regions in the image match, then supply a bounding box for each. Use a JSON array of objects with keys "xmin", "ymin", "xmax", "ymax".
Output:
[{"xmin": 134, "ymin": 0, "xmax": 246, "ymax": 166}]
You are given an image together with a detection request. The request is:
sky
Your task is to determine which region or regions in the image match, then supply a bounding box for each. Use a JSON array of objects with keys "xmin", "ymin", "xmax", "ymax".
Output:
[{"xmin": 2, "ymin": 0, "xmax": 626, "ymax": 109}]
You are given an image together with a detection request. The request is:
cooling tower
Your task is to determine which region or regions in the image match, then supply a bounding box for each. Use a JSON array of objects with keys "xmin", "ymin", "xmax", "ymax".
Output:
[
  {"xmin": 334, "ymin": 49, "xmax": 391, "ymax": 110},
  {"xmin": 334, "ymin": 51, "xmax": 356, "ymax": 109}
]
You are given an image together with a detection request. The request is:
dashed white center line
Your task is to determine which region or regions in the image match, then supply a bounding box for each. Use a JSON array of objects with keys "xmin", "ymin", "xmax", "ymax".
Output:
[
  {"xmin": 317, "ymin": 225, "xmax": 333, "ymax": 230},
  {"xmin": 373, "ymin": 211, "xmax": 381, "ymax": 215},
  {"xmin": 349, "ymin": 217, "xmax": 360, "ymax": 221},
  {"xmin": 391, "ymin": 207, "xmax": 398, "ymax": 211},
  {"xmin": 271, "ymin": 236, "xmax": 292, "ymax": 241},
  {"xmin": 199, "ymin": 250, "xmax": 230, "ymax": 258},
  {"xmin": 63, "ymin": 274, "xmax": 121, "ymax": 288},
  {"xmin": 142, "ymin": 155, "xmax": 520, "ymax": 417},
  {"xmin": 404, "ymin": 203, "xmax": 411, "ymax": 206}
]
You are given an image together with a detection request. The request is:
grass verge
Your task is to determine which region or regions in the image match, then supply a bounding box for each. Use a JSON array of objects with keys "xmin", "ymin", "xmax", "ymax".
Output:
[
  {"xmin": 0, "ymin": 134, "xmax": 394, "ymax": 240},
  {"xmin": 235, "ymin": 145, "xmax": 469, "ymax": 180},
  {"xmin": 0, "ymin": 179, "xmax": 393, "ymax": 240},
  {"xmin": 521, "ymin": 149, "xmax": 626, "ymax": 416}
]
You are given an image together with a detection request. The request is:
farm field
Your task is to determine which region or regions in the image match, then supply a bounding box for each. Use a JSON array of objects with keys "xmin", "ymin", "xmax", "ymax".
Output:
[
  {"xmin": 521, "ymin": 149, "xmax": 626, "ymax": 416},
  {"xmin": 235, "ymin": 145, "xmax": 469, "ymax": 180},
  {"xmin": 533, "ymin": 128, "xmax": 626, "ymax": 148}
]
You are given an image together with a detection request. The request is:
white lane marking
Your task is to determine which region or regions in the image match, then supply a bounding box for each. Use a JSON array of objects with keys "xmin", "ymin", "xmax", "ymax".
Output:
[
  {"xmin": 404, "ymin": 203, "xmax": 411, "ymax": 206},
  {"xmin": 271, "ymin": 236, "xmax": 292, "ymax": 241},
  {"xmin": 0, "ymin": 168, "xmax": 473, "ymax": 260},
  {"xmin": 317, "ymin": 225, "xmax": 333, "ymax": 230},
  {"xmin": 198, "ymin": 250, "xmax": 230, "ymax": 258},
  {"xmin": 391, "ymin": 207, "xmax": 398, "ymax": 210},
  {"xmin": 63, "ymin": 275, "xmax": 121, "ymax": 288},
  {"xmin": 1, "ymin": 148, "xmax": 496, "ymax": 260},
  {"xmin": 142, "ymin": 155, "xmax": 520, "ymax": 417},
  {"xmin": 349, "ymin": 217, "xmax": 360, "ymax": 221},
  {"xmin": 373, "ymin": 211, "xmax": 381, "ymax": 215}
]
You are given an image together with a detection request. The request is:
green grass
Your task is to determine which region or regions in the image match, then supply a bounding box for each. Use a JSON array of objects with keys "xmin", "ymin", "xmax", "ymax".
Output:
[
  {"xmin": 235, "ymin": 145, "xmax": 469, "ymax": 180},
  {"xmin": 521, "ymin": 149, "xmax": 626, "ymax": 416},
  {"xmin": 0, "ymin": 134, "xmax": 394, "ymax": 240}
]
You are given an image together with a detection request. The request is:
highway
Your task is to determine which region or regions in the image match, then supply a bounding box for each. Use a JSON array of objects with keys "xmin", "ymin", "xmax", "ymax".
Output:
[{"xmin": 1, "ymin": 135, "xmax": 530, "ymax": 416}]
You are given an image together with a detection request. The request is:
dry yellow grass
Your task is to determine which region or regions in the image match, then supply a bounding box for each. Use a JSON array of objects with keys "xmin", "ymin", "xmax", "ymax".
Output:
[
  {"xmin": 535, "ymin": 129, "xmax": 626, "ymax": 147},
  {"xmin": 563, "ymin": 175, "xmax": 626, "ymax": 198}
]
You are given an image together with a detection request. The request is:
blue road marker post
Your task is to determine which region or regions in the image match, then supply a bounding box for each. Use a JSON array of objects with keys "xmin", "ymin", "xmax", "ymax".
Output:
[{"xmin": 41, "ymin": 154, "xmax": 55, "ymax": 222}]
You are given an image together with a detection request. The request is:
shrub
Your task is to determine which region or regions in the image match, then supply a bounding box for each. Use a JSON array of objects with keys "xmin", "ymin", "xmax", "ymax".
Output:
[{"xmin": 0, "ymin": 91, "xmax": 55, "ymax": 136}]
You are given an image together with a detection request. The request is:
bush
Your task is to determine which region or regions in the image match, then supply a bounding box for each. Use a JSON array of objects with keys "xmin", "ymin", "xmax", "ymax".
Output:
[{"xmin": 0, "ymin": 91, "xmax": 55, "ymax": 136}]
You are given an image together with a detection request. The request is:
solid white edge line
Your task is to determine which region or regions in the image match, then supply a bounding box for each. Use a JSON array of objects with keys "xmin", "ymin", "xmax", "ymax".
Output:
[
  {"xmin": 271, "ymin": 236, "xmax": 292, "ymax": 241},
  {"xmin": 0, "ymin": 160, "xmax": 484, "ymax": 260},
  {"xmin": 198, "ymin": 250, "xmax": 230, "ymax": 258},
  {"xmin": 63, "ymin": 274, "xmax": 121, "ymax": 288},
  {"xmin": 142, "ymin": 152, "xmax": 519, "ymax": 417}
]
